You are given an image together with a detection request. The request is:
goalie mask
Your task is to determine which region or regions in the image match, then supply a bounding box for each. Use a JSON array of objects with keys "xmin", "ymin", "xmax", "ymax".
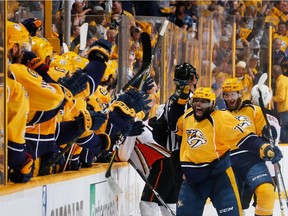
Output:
[{"xmin": 251, "ymin": 84, "xmax": 272, "ymax": 107}]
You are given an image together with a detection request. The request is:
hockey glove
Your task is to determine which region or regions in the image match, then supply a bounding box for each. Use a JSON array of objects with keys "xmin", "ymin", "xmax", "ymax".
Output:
[
  {"xmin": 262, "ymin": 125, "xmax": 278, "ymax": 142},
  {"xmin": 132, "ymin": 75, "xmax": 155, "ymax": 93},
  {"xmin": 75, "ymin": 109, "xmax": 107, "ymax": 131},
  {"xmin": 88, "ymin": 38, "xmax": 112, "ymax": 61},
  {"xmin": 171, "ymin": 79, "xmax": 190, "ymax": 105},
  {"xmin": 21, "ymin": 51, "xmax": 44, "ymax": 70},
  {"xmin": 259, "ymin": 144, "xmax": 283, "ymax": 164},
  {"xmin": 58, "ymin": 69, "xmax": 88, "ymax": 97},
  {"xmin": 9, "ymin": 153, "xmax": 34, "ymax": 183},
  {"xmin": 121, "ymin": 121, "xmax": 145, "ymax": 137},
  {"xmin": 113, "ymin": 88, "xmax": 152, "ymax": 117}
]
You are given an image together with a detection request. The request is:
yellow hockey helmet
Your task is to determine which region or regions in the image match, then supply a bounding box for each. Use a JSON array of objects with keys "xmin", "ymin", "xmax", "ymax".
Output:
[
  {"xmin": 192, "ymin": 87, "xmax": 216, "ymax": 104},
  {"xmin": 31, "ymin": 36, "xmax": 54, "ymax": 64},
  {"xmin": 50, "ymin": 54, "xmax": 74, "ymax": 74},
  {"xmin": 62, "ymin": 51, "xmax": 88, "ymax": 70},
  {"xmin": 222, "ymin": 78, "xmax": 244, "ymax": 93},
  {"xmin": 7, "ymin": 21, "xmax": 31, "ymax": 51}
]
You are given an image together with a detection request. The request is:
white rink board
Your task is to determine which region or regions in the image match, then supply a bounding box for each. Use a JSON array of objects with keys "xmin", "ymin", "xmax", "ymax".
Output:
[{"xmin": 0, "ymin": 146, "xmax": 288, "ymax": 216}]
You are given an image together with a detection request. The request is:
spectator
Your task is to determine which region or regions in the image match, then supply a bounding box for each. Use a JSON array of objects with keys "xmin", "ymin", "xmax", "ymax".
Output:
[
  {"xmin": 235, "ymin": 61, "xmax": 253, "ymax": 101},
  {"xmin": 273, "ymin": 21, "xmax": 288, "ymax": 54},
  {"xmin": 272, "ymin": 65, "xmax": 288, "ymax": 142},
  {"xmin": 211, "ymin": 71, "xmax": 227, "ymax": 110},
  {"xmin": 272, "ymin": 38, "xmax": 286, "ymax": 66},
  {"xmin": 247, "ymin": 54, "xmax": 262, "ymax": 85},
  {"xmin": 215, "ymin": 35, "xmax": 232, "ymax": 67},
  {"xmin": 168, "ymin": 1, "xmax": 194, "ymax": 31}
]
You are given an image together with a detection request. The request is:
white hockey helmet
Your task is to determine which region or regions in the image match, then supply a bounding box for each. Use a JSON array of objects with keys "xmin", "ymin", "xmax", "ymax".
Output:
[{"xmin": 251, "ymin": 84, "xmax": 272, "ymax": 107}]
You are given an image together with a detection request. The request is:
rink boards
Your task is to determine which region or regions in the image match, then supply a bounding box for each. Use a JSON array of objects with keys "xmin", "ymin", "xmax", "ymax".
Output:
[{"xmin": 0, "ymin": 145, "xmax": 288, "ymax": 216}]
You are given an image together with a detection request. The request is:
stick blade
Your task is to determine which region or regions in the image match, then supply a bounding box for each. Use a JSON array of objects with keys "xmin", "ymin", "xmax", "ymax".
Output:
[
  {"xmin": 80, "ymin": 23, "xmax": 88, "ymax": 51},
  {"xmin": 107, "ymin": 177, "xmax": 122, "ymax": 195},
  {"xmin": 258, "ymin": 73, "xmax": 268, "ymax": 88}
]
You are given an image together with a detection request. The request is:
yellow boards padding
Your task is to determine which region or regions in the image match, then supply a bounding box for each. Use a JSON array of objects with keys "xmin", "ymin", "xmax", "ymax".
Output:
[{"xmin": 47, "ymin": 37, "xmax": 61, "ymax": 54}]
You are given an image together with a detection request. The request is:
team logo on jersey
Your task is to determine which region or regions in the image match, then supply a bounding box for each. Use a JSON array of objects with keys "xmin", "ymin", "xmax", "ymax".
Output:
[
  {"xmin": 234, "ymin": 115, "xmax": 251, "ymax": 132},
  {"xmin": 186, "ymin": 129, "xmax": 207, "ymax": 148},
  {"xmin": 99, "ymin": 87, "xmax": 108, "ymax": 96},
  {"xmin": 27, "ymin": 68, "xmax": 39, "ymax": 78},
  {"xmin": 54, "ymin": 66, "xmax": 67, "ymax": 73}
]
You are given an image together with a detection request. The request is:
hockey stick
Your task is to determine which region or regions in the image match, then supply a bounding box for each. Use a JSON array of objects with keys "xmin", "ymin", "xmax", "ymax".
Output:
[
  {"xmin": 38, "ymin": 132, "xmax": 84, "ymax": 176},
  {"xmin": 104, "ymin": 30, "xmax": 153, "ymax": 194},
  {"xmin": 62, "ymin": 42, "xmax": 69, "ymax": 54},
  {"xmin": 257, "ymin": 73, "xmax": 288, "ymax": 214},
  {"xmin": 128, "ymin": 159, "xmax": 176, "ymax": 216},
  {"xmin": 105, "ymin": 135, "xmax": 123, "ymax": 195},
  {"xmin": 79, "ymin": 23, "xmax": 88, "ymax": 57},
  {"xmin": 138, "ymin": 20, "xmax": 169, "ymax": 90}
]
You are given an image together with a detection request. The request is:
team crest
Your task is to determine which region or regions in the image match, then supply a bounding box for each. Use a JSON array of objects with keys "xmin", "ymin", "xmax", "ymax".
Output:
[
  {"xmin": 186, "ymin": 129, "xmax": 207, "ymax": 148},
  {"xmin": 234, "ymin": 115, "xmax": 251, "ymax": 132},
  {"xmin": 27, "ymin": 68, "xmax": 39, "ymax": 78}
]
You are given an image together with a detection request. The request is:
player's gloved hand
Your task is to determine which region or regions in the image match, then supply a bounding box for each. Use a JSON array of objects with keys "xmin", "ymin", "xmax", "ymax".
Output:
[
  {"xmin": 113, "ymin": 88, "xmax": 151, "ymax": 117},
  {"xmin": 121, "ymin": 121, "xmax": 145, "ymax": 137},
  {"xmin": 9, "ymin": 153, "xmax": 34, "ymax": 183},
  {"xmin": 262, "ymin": 125, "xmax": 278, "ymax": 142},
  {"xmin": 132, "ymin": 75, "xmax": 155, "ymax": 93},
  {"xmin": 75, "ymin": 109, "xmax": 107, "ymax": 131},
  {"xmin": 58, "ymin": 69, "xmax": 88, "ymax": 97},
  {"xmin": 260, "ymin": 144, "xmax": 283, "ymax": 164},
  {"xmin": 87, "ymin": 38, "xmax": 112, "ymax": 61},
  {"xmin": 170, "ymin": 79, "xmax": 190, "ymax": 105},
  {"xmin": 21, "ymin": 51, "xmax": 45, "ymax": 69}
]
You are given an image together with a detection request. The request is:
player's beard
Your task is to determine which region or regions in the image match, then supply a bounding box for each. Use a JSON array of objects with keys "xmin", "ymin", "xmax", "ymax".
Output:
[
  {"xmin": 225, "ymin": 98, "xmax": 241, "ymax": 112},
  {"xmin": 194, "ymin": 107, "xmax": 214, "ymax": 122}
]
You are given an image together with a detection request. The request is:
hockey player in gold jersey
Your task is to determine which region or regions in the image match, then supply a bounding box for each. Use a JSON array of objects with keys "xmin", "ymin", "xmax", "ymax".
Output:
[
  {"xmin": 222, "ymin": 78, "xmax": 281, "ymax": 216},
  {"xmin": 167, "ymin": 86, "xmax": 282, "ymax": 216}
]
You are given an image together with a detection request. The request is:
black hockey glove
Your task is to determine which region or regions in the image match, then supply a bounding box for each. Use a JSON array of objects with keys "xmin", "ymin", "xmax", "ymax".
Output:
[
  {"xmin": 171, "ymin": 79, "xmax": 190, "ymax": 105},
  {"xmin": 75, "ymin": 109, "xmax": 107, "ymax": 131},
  {"xmin": 113, "ymin": 88, "xmax": 151, "ymax": 117},
  {"xmin": 58, "ymin": 69, "xmax": 89, "ymax": 97},
  {"xmin": 260, "ymin": 143, "xmax": 283, "ymax": 164},
  {"xmin": 9, "ymin": 153, "xmax": 34, "ymax": 183},
  {"xmin": 121, "ymin": 121, "xmax": 145, "ymax": 137}
]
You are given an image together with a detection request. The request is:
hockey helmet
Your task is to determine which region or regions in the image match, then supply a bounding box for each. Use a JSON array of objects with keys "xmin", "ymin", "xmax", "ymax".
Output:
[
  {"xmin": 62, "ymin": 51, "xmax": 88, "ymax": 70},
  {"xmin": 222, "ymin": 78, "xmax": 243, "ymax": 93},
  {"xmin": 192, "ymin": 87, "xmax": 216, "ymax": 105},
  {"xmin": 174, "ymin": 63, "xmax": 198, "ymax": 81},
  {"xmin": 50, "ymin": 54, "xmax": 74, "ymax": 74},
  {"xmin": 7, "ymin": 21, "xmax": 31, "ymax": 51},
  {"xmin": 31, "ymin": 36, "xmax": 54, "ymax": 64},
  {"xmin": 21, "ymin": 18, "xmax": 42, "ymax": 36},
  {"xmin": 251, "ymin": 84, "xmax": 272, "ymax": 107}
]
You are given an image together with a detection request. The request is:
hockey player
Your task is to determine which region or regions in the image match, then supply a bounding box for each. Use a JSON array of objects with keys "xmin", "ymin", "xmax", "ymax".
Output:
[
  {"xmin": 143, "ymin": 63, "xmax": 199, "ymax": 216},
  {"xmin": 167, "ymin": 86, "xmax": 282, "ymax": 216},
  {"xmin": 222, "ymin": 78, "xmax": 281, "ymax": 216},
  {"xmin": 240, "ymin": 80, "xmax": 281, "ymax": 214},
  {"xmin": 6, "ymin": 76, "xmax": 34, "ymax": 183}
]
